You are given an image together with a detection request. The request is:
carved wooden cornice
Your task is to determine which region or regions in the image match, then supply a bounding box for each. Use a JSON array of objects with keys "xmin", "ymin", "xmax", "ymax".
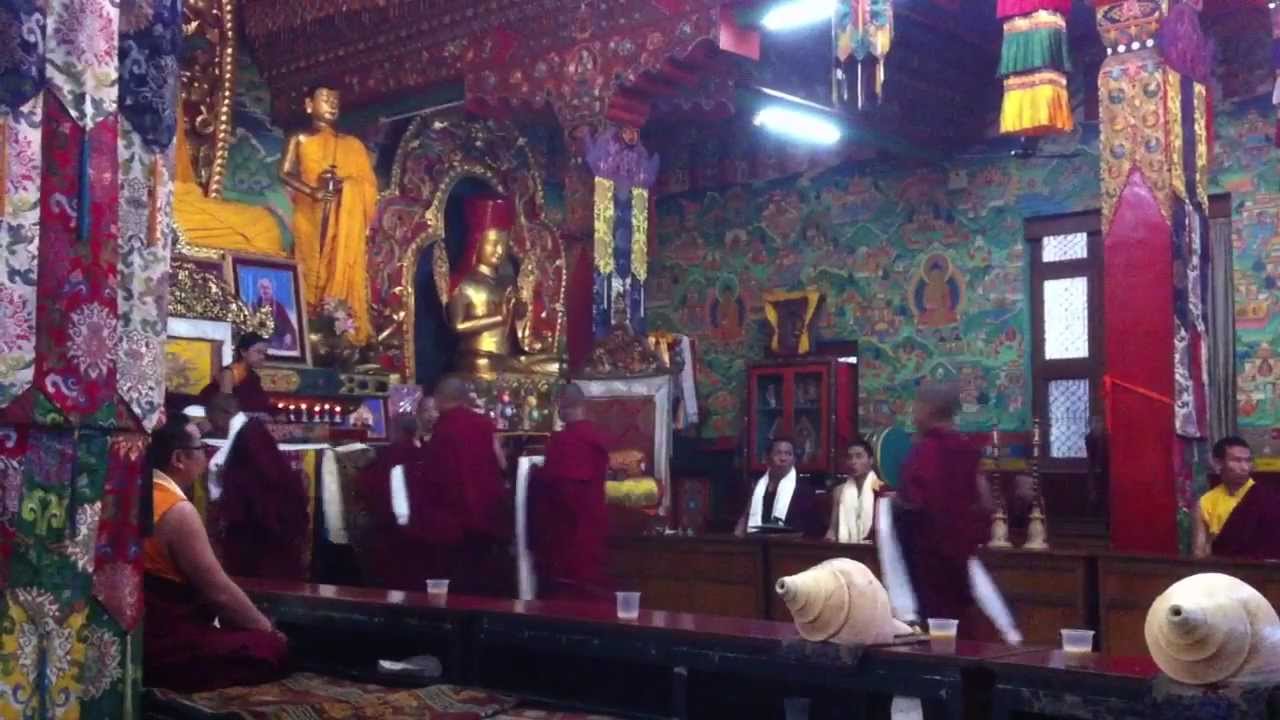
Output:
[{"xmin": 239, "ymin": 0, "xmax": 729, "ymax": 126}]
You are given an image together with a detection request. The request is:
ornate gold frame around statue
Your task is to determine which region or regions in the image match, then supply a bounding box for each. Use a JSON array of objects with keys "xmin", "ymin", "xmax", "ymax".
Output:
[{"xmin": 368, "ymin": 118, "xmax": 568, "ymax": 380}]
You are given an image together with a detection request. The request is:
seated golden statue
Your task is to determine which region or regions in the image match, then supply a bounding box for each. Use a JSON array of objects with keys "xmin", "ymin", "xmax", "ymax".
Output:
[
  {"xmin": 174, "ymin": 115, "xmax": 286, "ymax": 257},
  {"xmin": 280, "ymin": 86, "xmax": 376, "ymax": 345},
  {"xmin": 447, "ymin": 196, "xmax": 564, "ymax": 379}
]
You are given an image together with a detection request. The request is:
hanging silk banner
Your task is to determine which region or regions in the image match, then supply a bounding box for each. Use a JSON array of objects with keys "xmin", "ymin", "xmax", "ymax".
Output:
[
  {"xmin": 35, "ymin": 94, "xmax": 121, "ymax": 425},
  {"xmin": 0, "ymin": 94, "xmax": 42, "ymax": 411},
  {"xmin": 46, "ymin": 0, "xmax": 120, "ymax": 128}
]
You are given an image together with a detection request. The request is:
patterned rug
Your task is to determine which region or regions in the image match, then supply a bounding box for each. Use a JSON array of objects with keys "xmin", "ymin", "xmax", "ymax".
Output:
[{"xmin": 146, "ymin": 673, "xmax": 517, "ymax": 719}]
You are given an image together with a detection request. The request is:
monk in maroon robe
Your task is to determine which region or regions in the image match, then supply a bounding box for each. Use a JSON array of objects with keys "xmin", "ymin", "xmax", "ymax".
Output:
[
  {"xmin": 1208, "ymin": 437, "xmax": 1280, "ymax": 560},
  {"xmin": 895, "ymin": 383, "xmax": 990, "ymax": 635},
  {"xmin": 199, "ymin": 333, "xmax": 274, "ymax": 414},
  {"xmin": 144, "ymin": 414, "xmax": 289, "ymax": 692},
  {"xmin": 417, "ymin": 376, "xmax": 513, "ymax": 597},
  {"xmin": 530, "ymin": 383, "xmax": 611, "ymax": 601},
  {"xmin": 206, "ymin": 394, "xmax": 310, "ymax": 581}
]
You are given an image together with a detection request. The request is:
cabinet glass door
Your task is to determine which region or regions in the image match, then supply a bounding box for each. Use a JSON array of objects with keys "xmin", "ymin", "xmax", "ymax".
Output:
[
  {"xmin": 754, "ymin": 371, "xmax": 786, "ymax": 467},
  {"xmin": 792, "ymin": 369, "xmax": 826, "ymax": 468}
]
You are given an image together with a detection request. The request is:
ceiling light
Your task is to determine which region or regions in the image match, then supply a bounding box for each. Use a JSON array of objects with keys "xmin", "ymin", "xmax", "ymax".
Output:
[
  {"xmin": 760, "ymin": 0, "xmax": 835, "ymax": 32},
  {"xmin": 752, "ymin": 104, "xmax": 843, "ymax": 146}
]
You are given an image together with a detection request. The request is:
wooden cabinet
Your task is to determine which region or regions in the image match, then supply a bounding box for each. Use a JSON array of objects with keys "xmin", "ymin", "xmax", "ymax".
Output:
[
  {"xmin": 607, "ymin": 535, "xmax": 767, "ymax": 619},
  {"xmin": 747, "ymin": 355, "xmax": 858, "ymax": 478}
]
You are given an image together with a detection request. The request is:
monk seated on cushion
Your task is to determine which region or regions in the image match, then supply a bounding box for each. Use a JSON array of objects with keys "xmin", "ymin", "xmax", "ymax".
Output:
[{"xmin": 144, "ymin": 413, "xmax": 289, "ymax": 693}]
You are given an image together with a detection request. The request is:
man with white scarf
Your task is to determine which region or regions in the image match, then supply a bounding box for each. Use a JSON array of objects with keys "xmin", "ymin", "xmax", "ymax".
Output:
[
  {"xmin": 826, "ymin": 439, "xmax": 882, "ymax": 544},
  {"xmin": 734, "ymin": 436, "xmax": 822, "ymax": 537}
]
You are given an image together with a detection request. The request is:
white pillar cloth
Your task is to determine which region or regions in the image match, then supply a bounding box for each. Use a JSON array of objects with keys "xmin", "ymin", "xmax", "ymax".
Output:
[{"xmin": 515, "ymin": 455, "xmax": 545, "ymax": 601}]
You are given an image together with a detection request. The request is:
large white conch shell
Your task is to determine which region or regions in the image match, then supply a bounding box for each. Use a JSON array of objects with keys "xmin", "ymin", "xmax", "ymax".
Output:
[
  {"xmin": 776, "ymin": 558, "xmax": 912, "ymax": 645},
  {"xmin": 1144, "ymin": 573, "xmax": 1280, "ymax": 685}
]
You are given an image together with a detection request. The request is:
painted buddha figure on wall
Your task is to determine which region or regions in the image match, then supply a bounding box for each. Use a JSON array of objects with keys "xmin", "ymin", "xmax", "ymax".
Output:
[{"xmin": 447, "ymin": 196, "xmax": 564, "ymax": 379}]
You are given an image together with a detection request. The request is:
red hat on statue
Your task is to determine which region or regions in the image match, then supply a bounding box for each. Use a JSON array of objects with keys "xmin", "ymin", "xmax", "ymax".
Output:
[{"xmin": 463, "ymin": 195, "xmax": 515, "ymax": 235}]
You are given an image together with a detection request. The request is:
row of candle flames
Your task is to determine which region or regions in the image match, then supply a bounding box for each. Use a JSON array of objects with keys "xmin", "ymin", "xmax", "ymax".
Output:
[{"xmin": 273, "ymin": 400, "xmax": 364, "ymax": 425}]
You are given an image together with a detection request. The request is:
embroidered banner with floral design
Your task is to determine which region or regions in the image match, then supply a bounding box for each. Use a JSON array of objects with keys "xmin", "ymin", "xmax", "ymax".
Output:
[
  {"xmin": 46, "ymin": 0, "xmax": 120, "ymax": 128},
  {"xmin": 118, "ymin": 0, "xmax": 179, "ymax": 151},
  {"xmin": 116, "ymin": 126, "xmax": 171, "ymax": 430},
  {"xmin": 35, "ymin": 93, "xmax": 120, "ymax": 425},
  {"xmin": 0, "ymin": 0, "xmax": 46, "ymax": 112},
  {"xmin": 0, "ymin": 424, "xmax": 26, "ymax": 589},
  {"xmin": 92, "ymin": 432, "xmax": 145, "ymax": 630},
  {"xmin": 0, "ymin": 95, "xmax": 42, "ymax": 411}
]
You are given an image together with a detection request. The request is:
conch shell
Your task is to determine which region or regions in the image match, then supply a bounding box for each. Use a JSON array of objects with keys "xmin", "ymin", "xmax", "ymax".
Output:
[
  {"xmin": 776, "ymin": 558, "xmax": 912, "ymax": 645},
  {"xmin": 1144, "ymin": 573, "xmax": 1280, "ymax": 685}
]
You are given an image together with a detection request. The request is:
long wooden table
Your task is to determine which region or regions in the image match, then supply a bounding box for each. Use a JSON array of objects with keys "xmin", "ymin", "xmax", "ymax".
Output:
[
  {"xmin": 240, "ymin": 578, "xmax": 1178, "ymax": 720},
  {"xmin": 608, "ymin": 535, "xmax": 1280, "ymax": 654}
]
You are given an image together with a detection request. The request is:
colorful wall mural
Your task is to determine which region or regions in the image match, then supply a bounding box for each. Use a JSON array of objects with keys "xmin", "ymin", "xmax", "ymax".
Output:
[
  {"xmin": 648, "ymin": 128, "xmax": 1100, "ymax": 439},
  {"xmin": 1210, "ymin": 93, "xmax": 1280, "ymax": 437},
  {"xmin": 650, "ymin": 87, "xmax": 1280, "ymax": 441},
  {"xmin": 222, "ymin": 50, "xmax": 295, "ymax": 249}
]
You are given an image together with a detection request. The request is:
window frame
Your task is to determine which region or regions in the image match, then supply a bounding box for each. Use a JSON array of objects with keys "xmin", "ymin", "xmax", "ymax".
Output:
[{"xmin": 1026, "ymin": 212, "xmax": 1103, "ymax": 473}]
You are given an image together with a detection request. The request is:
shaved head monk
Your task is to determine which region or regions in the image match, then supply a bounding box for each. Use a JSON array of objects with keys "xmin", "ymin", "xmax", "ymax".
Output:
[
  {"xmin": 144, "ymin": 414, "xmax": 289, "ymax": 692},
  {"xmin": 205, "ymin": 392, "xmax": 310, "ymax": 581},
  {"xmin": 529, "ymin": 383, "xmax": 611, "ymax": 601},
  {"xmin": 893, "ymin": 382, "xmax": 992, "ymax": 636},
  {"xmin": 416, "ymin": 375, "xmax": 513, "ymax": 596}
]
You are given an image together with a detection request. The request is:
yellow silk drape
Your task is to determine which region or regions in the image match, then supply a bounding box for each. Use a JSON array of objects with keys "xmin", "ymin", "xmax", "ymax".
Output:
[
  {"xmin": 290, "ymin": 128, "xmax": 376, "ymax": 344},
  {"xmin": 173, "ymin": 127, "xmax": 286, "ymax": 257}
]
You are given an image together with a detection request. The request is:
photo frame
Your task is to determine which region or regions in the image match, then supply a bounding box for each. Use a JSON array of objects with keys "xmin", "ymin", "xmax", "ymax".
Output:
[
  {"xmin": 345, "ymin": 397, "xmax": 388, "ymax": 440},
  {"xmin": 231, "ymin": 255, "xmax": 309, "ymax": 364}
]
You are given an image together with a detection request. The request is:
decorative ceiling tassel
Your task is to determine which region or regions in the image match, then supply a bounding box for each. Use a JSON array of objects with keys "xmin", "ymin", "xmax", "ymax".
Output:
[
  {"xmin": 593, "ymin": 176, "xmax": 615, "ymax": 277},
  {"xmin": 999, "ymin": 70, "xmax": 1073, "ymax": 136},
  {"xmin": 998, "ymin": 10, "xmax": 1070, "ymax": 77},
  {"xmin": 995, "ymin": 0, "xmax": 1071, "ymax": 20}
]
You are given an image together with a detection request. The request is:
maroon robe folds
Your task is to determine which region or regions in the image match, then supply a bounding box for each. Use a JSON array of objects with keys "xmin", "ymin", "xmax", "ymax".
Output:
[
  {"xmin": 896, "ymin": 428, "xmax": 986, "ymax": 625},
  {"xmin": 215, "ymin": 417, "xmax": 310, "ymax": 580},
  {"xmin": 198, "ymin": 366, "xmax": 274, "ymax": 414},
  {"xmin": 352, "ymin": 439, "xmax": 423, "ymax": 588},
  {"xmin": 143, "ymin": 575, "xmax": 289, "ymax": 692},
  {"xmin": 1212, "ymin": 480, "xmax": 1280, "ymax": 560},
  {"xmin": 419, "ymin": 406, "xmax": 513, "ymax": 597},
  {"xmin": 530, "ymin": 419, "xmax": 611, "ymax": 601}
]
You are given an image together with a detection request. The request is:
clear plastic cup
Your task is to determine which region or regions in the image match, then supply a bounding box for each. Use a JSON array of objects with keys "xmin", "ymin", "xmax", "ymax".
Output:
[
  {"xmin": 1060, "ymin": 628, "xmax": 1095, "ymax": 653},
  {"xmin": 616, "ymin": 591, "xmax": 641, "ymax": 620},
  {"xmin": 927, "ymin": 618, "xmax": 959, "ymax": 652},
  {"xmin": 426, "ymin": 579, "xmax": 450, "ymax": 595}
]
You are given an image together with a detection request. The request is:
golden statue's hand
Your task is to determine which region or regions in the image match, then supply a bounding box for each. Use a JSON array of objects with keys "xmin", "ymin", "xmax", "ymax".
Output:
[{"xmin": 313, "ymin": 186, "xmax": 337, "ymax": 203}]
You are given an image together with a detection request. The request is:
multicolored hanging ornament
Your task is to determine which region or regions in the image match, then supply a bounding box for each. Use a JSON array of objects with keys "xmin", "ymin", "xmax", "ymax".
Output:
[
  {"xmin": 836, "ymin": 0, "xmax": 893, "ymax": 109},
  {"xmin": 996, "ymin": 0, "xmax": 1073, "ymax": 136}
]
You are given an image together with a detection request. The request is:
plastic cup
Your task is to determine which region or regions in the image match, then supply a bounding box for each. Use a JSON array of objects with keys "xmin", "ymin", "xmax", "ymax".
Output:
[
  {"xmin": 927, "ymin": 618, "xmax": 958, "ymax": 652},
  {"xmin": 426, "ymin": 579, "xmax": 450, "ymax": 595},
  {"xmin": 616, "ymin": 591, "xmax": 641, "ymax": 620},
  {"xmin": 1060, "ymin": 628, "xmax": 1095, "ymax": 654}
]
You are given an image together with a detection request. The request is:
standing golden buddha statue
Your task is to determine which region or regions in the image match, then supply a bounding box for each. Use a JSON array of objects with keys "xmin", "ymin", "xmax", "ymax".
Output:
[
  {"xmin": 448, "ymin": 196, "xmax": 564, "ymax": 379},
  {"xmin": 280, "ymin": 86, "xmax": 377, "ymax": 344}
]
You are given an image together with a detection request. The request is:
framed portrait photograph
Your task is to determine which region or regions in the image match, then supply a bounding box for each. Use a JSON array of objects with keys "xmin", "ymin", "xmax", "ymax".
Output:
[
  {"xmin": 345, "ymin": 397, "xmax": 388, "ymax": 440},
  {"xmin": 231, "ymin": 256, "xmax": 309, "ymax": 364}
]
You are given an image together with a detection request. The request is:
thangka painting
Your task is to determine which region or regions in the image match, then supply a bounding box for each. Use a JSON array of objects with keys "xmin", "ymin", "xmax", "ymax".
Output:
[{"xmin": 165, "ymin": 337, "xmax": 221, "ymax": 396}]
